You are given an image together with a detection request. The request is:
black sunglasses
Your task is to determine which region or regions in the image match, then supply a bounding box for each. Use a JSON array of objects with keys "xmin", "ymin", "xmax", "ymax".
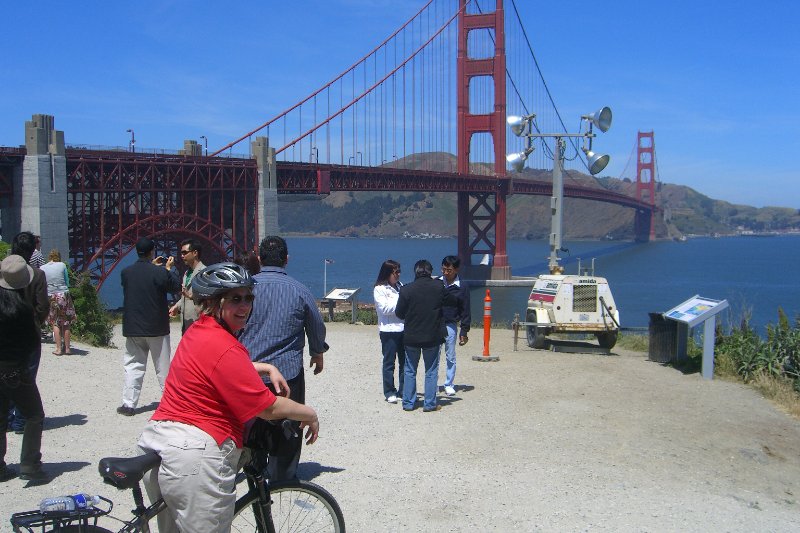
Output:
[
  {"xmin": 179, "ymin": 249, "xmax": 193, "ymax": 255},
  {"xmin": 227, "ymin": 294, "xmax": 255, "ymax": 304}
]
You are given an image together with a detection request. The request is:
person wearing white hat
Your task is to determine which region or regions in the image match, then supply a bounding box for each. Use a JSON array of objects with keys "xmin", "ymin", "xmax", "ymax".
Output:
[{"xmin": 0, "ymin": 255, "xmax": 48, "ymax": 482}]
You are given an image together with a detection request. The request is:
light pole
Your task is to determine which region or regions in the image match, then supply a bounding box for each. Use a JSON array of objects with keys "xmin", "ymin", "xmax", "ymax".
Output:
[
  {"xmin": 199, "ymin": 135, "xmax": 208, "ymax": 156},
  {"xmin": 126, "ymin": 129, "xmax": 136, "ymax": 153},
  {"xmin": 506, "ymin": 107, "xmax": 612, "ymax": 274},
  {"xmin": 323, "ymin": 258, "xmax": 334, "ymax": 296}
]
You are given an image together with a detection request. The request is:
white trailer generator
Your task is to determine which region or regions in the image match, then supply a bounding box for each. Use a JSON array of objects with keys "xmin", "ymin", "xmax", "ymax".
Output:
[{"xmin": 525, "ymin": 273, "xmax": 620, "ymax": 349}]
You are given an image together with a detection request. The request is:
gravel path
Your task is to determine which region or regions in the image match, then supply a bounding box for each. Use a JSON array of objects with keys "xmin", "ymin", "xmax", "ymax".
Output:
[{"xmin": 2, "ymin": 322, "xmax": 800, "ymax": 532}]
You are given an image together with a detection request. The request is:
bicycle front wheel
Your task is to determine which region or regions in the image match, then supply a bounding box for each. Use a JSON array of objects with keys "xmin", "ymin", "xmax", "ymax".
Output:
[{"xmin": 232, "ymin": 479, "xmax": 345, "ymax": 533}]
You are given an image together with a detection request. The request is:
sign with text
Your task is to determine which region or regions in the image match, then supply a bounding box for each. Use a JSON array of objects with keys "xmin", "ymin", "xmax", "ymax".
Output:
[
  {"xmin": 324, "ymin": 287, "xmax": 361, "ymax": 301},
  {"xmin": 664, "ymin": 295, "xmax": 728, "ymax": 328}
]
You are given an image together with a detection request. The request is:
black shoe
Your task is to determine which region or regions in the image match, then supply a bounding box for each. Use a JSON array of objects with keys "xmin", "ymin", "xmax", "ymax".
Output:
[
  {"xmin": 19, "ymin": 469, "xmax": 49, "ymax": 482},
  {"xmin": 0, "ymin": 465, "xmax": 18, "ymax": 482},
  {"xmin": 116, "ymin": 406, "xmax": 136, "ymax": 416},
  {"xmin": 422, "ymin": 405, "xmax": 442, "ymax": 412}
]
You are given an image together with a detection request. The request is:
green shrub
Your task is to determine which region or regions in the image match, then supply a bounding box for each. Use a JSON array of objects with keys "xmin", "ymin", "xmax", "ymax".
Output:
[
  {"xmin": 0, "ymin": 241, "xmax": 10, "ymax": 258},
  {"xmin": 69, "ymin": 271, "xmax": 114, "ymax": 346},
  {"xmin": 328, "ymin": 307, "xmax": 377, "ymax": 325},
  {"xmin": 715, "ymin": 309, "xmax": 800, "ymax": 387},
  {"xmin": 716, "ymin": 319, "xmax": 764, "ymax": 382}
]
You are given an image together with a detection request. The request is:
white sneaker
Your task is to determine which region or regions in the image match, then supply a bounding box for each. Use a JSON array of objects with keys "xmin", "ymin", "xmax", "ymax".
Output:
[
  {"xmin": 386, "ymin": 395, "xmax": 398, "ymax": 404},
  {"xmin": 444, "ymin": 386, "xmax": 456, "ymax": 396}
]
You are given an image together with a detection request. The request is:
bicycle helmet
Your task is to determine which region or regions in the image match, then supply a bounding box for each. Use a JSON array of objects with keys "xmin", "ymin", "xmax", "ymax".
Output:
[{"xmin": 191, "ymin": 262, "xmax": 254, "ymax": 299}]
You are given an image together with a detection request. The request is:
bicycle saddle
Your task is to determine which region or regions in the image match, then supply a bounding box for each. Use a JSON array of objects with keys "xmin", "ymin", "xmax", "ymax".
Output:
[{"xmin": 99, "ymin": 452, "xmax": 162, "ymax": 490}]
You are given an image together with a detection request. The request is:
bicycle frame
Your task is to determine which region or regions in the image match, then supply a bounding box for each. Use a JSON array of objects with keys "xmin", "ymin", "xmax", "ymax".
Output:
[
  {"xmin": 234, "ymin": 465, "xmax": 276, "ymax": 533},
  {"xmin": 122, "ymin": 464, "xmax": 278, "ymax": 532}
]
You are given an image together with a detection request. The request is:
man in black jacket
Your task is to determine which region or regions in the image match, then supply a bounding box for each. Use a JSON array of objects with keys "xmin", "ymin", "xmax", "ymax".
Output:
[
  {"xmin": 118, "ymin": 237, "xmax": 180, "ymax": 416},
  {"xmin": 395, "ymin": 259, "xmax": 453, "ymax": 412}
]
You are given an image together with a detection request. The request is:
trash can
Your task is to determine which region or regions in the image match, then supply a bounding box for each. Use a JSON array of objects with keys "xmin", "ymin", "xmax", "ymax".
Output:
[{"xmin": 648, "ymin": 312, "xmax": 677, "ymax": 363}]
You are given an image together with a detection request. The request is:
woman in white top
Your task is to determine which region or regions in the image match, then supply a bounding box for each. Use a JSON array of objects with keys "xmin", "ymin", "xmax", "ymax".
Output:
[
  {"xmin": 373, "ymin": 259, "xmax": 404, "ymax": 403},
  {"xmin": 39, "ymin": 249, "xmax": 76, "ymax": 355}
]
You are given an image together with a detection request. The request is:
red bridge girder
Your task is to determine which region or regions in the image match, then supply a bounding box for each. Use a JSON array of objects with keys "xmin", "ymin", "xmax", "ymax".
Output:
[{"xmin": 65, "ymin": 149, "xmax": 259, "ymax": 288}]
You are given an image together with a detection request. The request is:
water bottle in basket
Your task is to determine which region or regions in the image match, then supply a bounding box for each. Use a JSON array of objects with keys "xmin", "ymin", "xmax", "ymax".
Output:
[{"xmin": 39, "ymin": 493, "xmax": 101, "ymax": 513}]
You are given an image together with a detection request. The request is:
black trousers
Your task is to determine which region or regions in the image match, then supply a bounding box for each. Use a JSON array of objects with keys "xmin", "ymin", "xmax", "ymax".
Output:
[
  {"xmin": 259, "ymin": 369, "xmax": 305, "ymax": 482},
  {"xmin": 0, "ymin": 365, "xmax": 44, "ymax": 474}
]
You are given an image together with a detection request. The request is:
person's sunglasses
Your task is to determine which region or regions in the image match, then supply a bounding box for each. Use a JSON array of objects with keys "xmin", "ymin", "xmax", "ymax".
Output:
[
  {"xmin": 179, "ymin": 249, "xmax": 193, "ymax": 255},
  {"xmin": 393, "ymin": 270, "xmax": 401, "ymax": 275},
  {"xmin": 228, "ymin": 294, "xmax": 255, "ymax": 304}
]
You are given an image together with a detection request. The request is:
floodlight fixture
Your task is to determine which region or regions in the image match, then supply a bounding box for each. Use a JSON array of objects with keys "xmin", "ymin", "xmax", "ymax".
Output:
[
  {"xmin": 582, "ymin": 148, "xmax": 610, "ymax": 175},
  {"xmin": 507, "ymin": 114, "xmax": 535, "ymax": 137},
  {"xmin": 506, "ymin": 147, "xmax": 534, "ymax": 172},
  {"xmin": 584, "ymin": 106, "xmax": 612, "ymax": 133}
]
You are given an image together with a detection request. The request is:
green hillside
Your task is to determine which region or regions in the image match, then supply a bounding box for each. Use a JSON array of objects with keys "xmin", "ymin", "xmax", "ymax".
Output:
[{"xmin": 278, "ymin": 154, "xmax": 800, "ymax": 239}]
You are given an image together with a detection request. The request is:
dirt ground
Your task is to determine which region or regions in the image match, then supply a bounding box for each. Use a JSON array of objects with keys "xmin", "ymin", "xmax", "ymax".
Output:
[{"xmin": 2, "ymin": 322, "xmax": 800, "ymax": 532}]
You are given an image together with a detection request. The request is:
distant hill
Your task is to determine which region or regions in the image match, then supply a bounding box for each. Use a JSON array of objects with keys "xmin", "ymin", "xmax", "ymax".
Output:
[{"xmin": 278, "ymin": 153, "xmax": 800, "ymax": 239}]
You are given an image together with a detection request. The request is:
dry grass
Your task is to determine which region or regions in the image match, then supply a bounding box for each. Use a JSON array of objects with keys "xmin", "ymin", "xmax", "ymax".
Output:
[
  {"xmin": 750, "ymin": 372, "xmax": 800, "ymax": 418},
  {"xmin": 616, "ymin": 332, "xmax": 648, "ymax": 352}
]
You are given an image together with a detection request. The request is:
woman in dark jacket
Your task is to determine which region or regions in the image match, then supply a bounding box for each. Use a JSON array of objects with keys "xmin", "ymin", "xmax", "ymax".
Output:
[{"xmin": 0, "ymin": 255, "xmax": 47, "ymax": 482}]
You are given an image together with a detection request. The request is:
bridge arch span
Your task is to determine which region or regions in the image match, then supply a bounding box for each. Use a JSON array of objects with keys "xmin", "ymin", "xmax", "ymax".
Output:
[{"xmin": 82, "ymin": 212, "xmax": 236, "ymax": 289}]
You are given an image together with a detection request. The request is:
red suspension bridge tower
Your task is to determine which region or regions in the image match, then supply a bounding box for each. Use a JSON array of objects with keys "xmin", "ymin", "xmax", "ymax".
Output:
[
  {"xmin": 634, "ymin": 131, "xmax": 657, "ymax": 242},
  {"xmin": 457, "ymin": 0, "xmax": 511, "ymax": 279}
]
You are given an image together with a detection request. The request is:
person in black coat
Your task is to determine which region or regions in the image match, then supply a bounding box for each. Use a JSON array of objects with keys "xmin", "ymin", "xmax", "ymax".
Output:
[
  {"xmin": 395, "ymin": 259, "xmax": 454, "ymax": 412},
  {"xmin": 118, "ymin": 237, "xmax": 181, "ymax": 416},
  {"xmin": 0, "ymin": 255, "xmax": 48, "ymax": 481}
]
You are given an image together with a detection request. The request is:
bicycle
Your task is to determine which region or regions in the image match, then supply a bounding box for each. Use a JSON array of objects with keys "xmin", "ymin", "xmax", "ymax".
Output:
[{"xmin": 11, "ymin": 436, "xmax": 345, "ymax": 532}]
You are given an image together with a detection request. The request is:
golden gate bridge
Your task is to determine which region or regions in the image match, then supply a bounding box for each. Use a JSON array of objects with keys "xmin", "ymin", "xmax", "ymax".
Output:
[{"xmin": 0, "ymin": 0, "xmax": 656, "ymax": 287}]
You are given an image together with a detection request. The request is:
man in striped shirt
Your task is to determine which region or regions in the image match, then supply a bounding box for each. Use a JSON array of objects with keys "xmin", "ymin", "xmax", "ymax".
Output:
[{"xmin": 239, "ymin": 235, "xmax": 328, "ymax": 482}]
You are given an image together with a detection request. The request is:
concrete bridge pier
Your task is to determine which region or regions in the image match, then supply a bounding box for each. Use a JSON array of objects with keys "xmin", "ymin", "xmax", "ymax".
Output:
[
  {"xmin": 3, "ymin": 114, "xmax": 69, "ymax": 259},
  {"xmin": 252, "ymin": 136, "xmax": 278, "ymax": 242}
]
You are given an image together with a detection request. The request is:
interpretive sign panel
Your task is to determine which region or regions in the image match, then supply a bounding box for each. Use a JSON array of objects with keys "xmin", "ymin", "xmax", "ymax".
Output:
[
  {"xmin": 324, "ymin": 288, "xmax": 361, "ymax": 301},
  {"xmin": 663, "ymin": 295, "xmax": 729, "ymax": 380},
  {"xmin": 322, "ymin": 288, "xmax": 361, "ymax": 324},
  {"xmin": 664, "ymin": 295, "xmax": 728, "ymax": 328}
]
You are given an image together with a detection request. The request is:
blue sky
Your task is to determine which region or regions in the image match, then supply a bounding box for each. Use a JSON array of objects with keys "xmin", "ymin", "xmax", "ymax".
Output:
[{"xmin": 2, "ymin": 1, "xmax": 797, "ymax": 208}]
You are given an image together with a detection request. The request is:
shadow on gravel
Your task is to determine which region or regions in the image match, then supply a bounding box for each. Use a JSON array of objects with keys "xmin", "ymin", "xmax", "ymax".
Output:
[
  {"xmin": 298, "ymin": 462, "xmax": 345, "ymax": 481},
  {"xmin": 23, "ymin": 460, "xmax": 92, "ymax": 487},
  {"xmin": 44, "ymin": 413, "xmax": 88, "ymax": 430}
]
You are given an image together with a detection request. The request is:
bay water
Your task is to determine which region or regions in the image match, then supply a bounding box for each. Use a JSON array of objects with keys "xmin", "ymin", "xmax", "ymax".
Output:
[{"xmin": 98, "ymin": 235, "xmax": 800, "ymax": 334}]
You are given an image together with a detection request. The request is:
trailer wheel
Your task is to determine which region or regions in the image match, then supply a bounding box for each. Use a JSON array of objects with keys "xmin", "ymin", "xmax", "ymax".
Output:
[
  {"xmin": 596, "ymin": 330, "xmax": 618, "ymax": 349},
  {"xmin": 526, "ymin": 311, "xmax": 547, "ymax": 349}
]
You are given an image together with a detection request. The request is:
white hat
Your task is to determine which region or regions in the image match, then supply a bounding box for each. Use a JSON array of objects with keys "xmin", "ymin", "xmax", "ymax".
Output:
[{"xmin": 0, "ymin": 254, "xmax": 34, "ymax": 290}]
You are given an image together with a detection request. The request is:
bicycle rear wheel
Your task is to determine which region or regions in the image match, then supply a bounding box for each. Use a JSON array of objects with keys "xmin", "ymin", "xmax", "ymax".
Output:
[{"xmin": 231, "ymin": 479, "xmax": 345, "ymax": 533}]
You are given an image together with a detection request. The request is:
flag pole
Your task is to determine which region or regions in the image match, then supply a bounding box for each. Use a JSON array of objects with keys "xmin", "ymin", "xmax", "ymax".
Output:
[{"xmin": 323, "ymin": 259, "xmax": 327, "ymax": 297}]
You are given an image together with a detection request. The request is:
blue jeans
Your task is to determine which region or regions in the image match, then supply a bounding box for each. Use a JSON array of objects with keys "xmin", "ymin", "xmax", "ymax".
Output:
[
  {"xmin": 443, "ymin": 322, "xmax": 457, "ymax": 388},
  {"xmin": 379, "ymin": 331, "xmax": 405, "ymax": 398},
  {"xmin": 402, "ymin": 345, "xmax": 440, "ymax": 410}
]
